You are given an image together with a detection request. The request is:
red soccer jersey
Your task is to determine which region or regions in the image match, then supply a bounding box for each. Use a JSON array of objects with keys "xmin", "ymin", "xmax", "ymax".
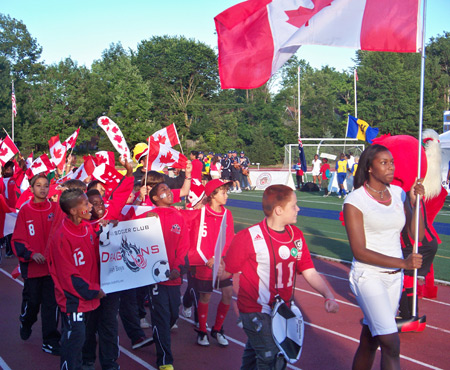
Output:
[
  {"xmin": 152, "ymin": 206, "xmax": 189, "ymax": 286},
  {"xmin": 182, "ymin": 204, "xmax": 235, "ymax": 281},
  {"xmin": 224, "ymin": 220, "xmax": 314, "ymax": 314},
  {"xmin": 48, "ymin": 217, "xmax": 101, "ymax": 313},
  {"xmin": 12, "ymin": 199, "xmax": 62, "ymax": 279},
  {"xmin": 320, "ymin": 163, "xmax": 330, "ymax": 180}
]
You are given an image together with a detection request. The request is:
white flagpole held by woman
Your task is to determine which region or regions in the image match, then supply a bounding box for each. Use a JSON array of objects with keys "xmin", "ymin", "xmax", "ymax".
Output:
[{"xmin": 412, "ymin": 0, "xmax": 428, "ymax": 318}]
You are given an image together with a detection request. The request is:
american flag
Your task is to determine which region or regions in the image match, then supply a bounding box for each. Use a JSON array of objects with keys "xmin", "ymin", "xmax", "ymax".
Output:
[{"xmin": 12, "ymin": 83, "xmax": 17, "ymax": 117}]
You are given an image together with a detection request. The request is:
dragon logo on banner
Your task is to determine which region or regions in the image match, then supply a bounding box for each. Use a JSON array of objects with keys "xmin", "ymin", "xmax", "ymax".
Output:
[{"xmin": 120, "ymin": 236, "xmax": 148, "ymax": 272}]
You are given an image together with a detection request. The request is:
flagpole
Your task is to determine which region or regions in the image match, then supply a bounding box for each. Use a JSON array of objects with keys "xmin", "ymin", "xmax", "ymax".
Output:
[
  {"xmin": 11, "ymin": 81, "xmax": 15, "ymax": 142},
  {"xmin": 412, "ymin": 0, "xmax": 427, "ymax": 319},
  {"xmin": 297, "ymin": 66, "xmax": 301, "ymax": 139},
  {"xmin": 354, "ymin": 69, "xmax": 358, "ymax": 117},
  {"xmin": 144, "ymin": 136, "xmax": 151, "ymax": 188}
]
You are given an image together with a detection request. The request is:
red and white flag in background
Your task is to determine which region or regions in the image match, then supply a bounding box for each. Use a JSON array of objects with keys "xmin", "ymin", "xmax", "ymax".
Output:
[
  {"xmin": 25, "ymin": 152, "xmax": 33, "ymax": 169},
  {"xmin": 354, "ymin": 69, "xmax": 358, "ymax": 81},
  {"xmin": 146, "ymin": 141, "xmax": 187, "ymax": 171},
  {"xmin": 25, "ymin": 153, "xmax": 54, "ymax": 179},
  {"xmin": 97, "ymin": 116, "xmax": 131, "ymax": 161},
  {"xmin": 95, "ymin": 151, "xmax": 116, "ymax": 167},
  {"xmin": 148, "ymin": 123, "xmax": 180, "ymax": 148},
  {"xmin": 0, "ymin": 134, "xmax": 19, "ymax": 165},
  {"xmin": 92, "ymin": 163, "xmax": 124, "ymax": 195},
  {"xmin": 12, "ymin": 83, "xmax": 17, "ymax": 117},
  {"xmin": 63, "ymin": 128, "xmax": 80, "ymax": 150},
  {"xmin": 120, "ymin": 205, "xmax": 156, "ymax": 221},
  {"xmin": 57, "ymin": 156, "xmax": 96, "ymax": 184},
  {"xmin": 215, "ymin": 0, "xmax": 421, "ymax": 89},
  {"xmin": 48, "ymin": 135, "xmax": 67, "ymax": 170},
  {"xmin": 0, "ymin": 194, "xmax": 17, "ymax": 239}
]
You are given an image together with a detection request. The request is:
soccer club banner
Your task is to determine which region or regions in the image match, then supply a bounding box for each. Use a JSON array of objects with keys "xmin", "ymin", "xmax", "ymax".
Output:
[
  {"xmin": 99, "ymin": 217, "xmax": 169, "ymax": 294},
  {"xmin": 249, "ymin": 170, "xmax": 296, "ymax": 190}
]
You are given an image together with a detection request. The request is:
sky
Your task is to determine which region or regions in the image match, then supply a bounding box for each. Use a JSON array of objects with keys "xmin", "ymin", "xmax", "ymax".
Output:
[{"xmin": 3, "ymin": 0, "xmax": 450, "ymax": 73}]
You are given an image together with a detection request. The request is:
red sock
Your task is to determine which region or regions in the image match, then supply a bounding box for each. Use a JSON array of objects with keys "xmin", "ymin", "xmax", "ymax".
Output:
[
  {"xmin": 197, "ymin": 302, "xmax": 209, "ymax": 333},
  {"xmin": 404, "ymin": 275, "xmax": 414, "ymax": 289},
  {"xmin": 213, "ymin": 302, "xmax": 230, "ymax": 332}
]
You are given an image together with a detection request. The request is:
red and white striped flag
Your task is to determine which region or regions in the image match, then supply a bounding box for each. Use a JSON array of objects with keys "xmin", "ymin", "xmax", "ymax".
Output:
[
  {"xmin": 97, "ymin": 116, "xmax": 131, "ymax": 161},
  {"xmin": 0, "ymin": 134, "xmax": 19, "ymax": 165},
  {"xmin": 63, "ymin": 128, "xmax": 80, "ymax": 149},
  {"xmin": 147, "ymin": 141, "xmax": 187, "ymax": 171},
  {"xmin": 215, "ymin": 0, "xmax": 421, "ymax": 89},
  {"xmin": 25, "ymin": 153, "xmax": 55, "ymax": 179},
  {"xmin": 148, "ymin": 124, "xmax": 180, "ymax": 148},
  {"xmin": 12, "ymin": 83, "xmax": 17, "ymax": 117},
  {"xmin": 48, "ymin": 135, "xmax": 67, "ymax": 170}
]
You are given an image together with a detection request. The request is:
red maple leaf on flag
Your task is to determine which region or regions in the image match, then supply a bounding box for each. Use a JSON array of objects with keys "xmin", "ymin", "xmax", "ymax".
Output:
[
  {"xmin": 155, "ymin": 134, "xmax": 167, "ymax": 145},
  {"xmin": 111, "ymin": 126, "xmax": 119, "ymax": 134},
  {"xmin": 32, "ymin": 161, "xmax": 42, "ymax": 169},
  {"xmin": 0, "ymin": 147, "xmax": 8, "ymax": 156},
  {"xmin": 100, "ymin": 118, "xmax": 110, "ymax": 126},
  {"xmin": 113, "ymin": 135, "xmax": 122, "ymax": 143},
  {"xmin": 159, "ymin": 151, "xmax": 174, "ymax": 164},
  {"xmin": 117, "ymin": 144, "xmax": 123, "ymax": 150},
  {"xmin": 53, "ymin": 148, "xmax": 62, "ymax": 159},
  {"xmin": 285, "ymin": 0, "xmax": 333, "ymax": 28},
  {"xmin": 67, "ymin": 137, "xmax": 75, "ymax": 147},
  {"xmin": 96, "ymin": 155, "xmax": 107, "ymax": 164}
]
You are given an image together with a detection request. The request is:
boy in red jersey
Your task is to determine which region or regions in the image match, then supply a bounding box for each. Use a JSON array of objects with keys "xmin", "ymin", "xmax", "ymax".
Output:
[
  {"xmin": 224, "ymin": 185, "xmax": 339, "ymax": 370},
  {"xmin": 12, "ymin": 174, "xmax": 61, "ymax": 355},
  {"xmin": 148, "ymin": 182, "xmax": 190, "ymax": 370},
  {"xmin": 48, "ymin": 188, "xmax": 106, "ymax": 370},
  {"xmin": 183, "ymin": 179, "xmax": 235, "ymax": 346},
  {"xmin": 320, "ymin": 158, "xmax": 331, "ymax": 197}
]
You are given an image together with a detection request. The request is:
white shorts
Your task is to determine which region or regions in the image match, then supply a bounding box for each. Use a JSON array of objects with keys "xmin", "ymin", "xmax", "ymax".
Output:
[
  {"xmin": 312, "ymin": 170, "xmax": 320, "ymax": 176},
  {"xmin": 349, "ymin": 267, "xmax": 403, "ymax": 336}
]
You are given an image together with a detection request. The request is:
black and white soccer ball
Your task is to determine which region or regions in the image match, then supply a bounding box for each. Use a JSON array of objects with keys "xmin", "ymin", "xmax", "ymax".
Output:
[
  {"xmin": 152, "ymin": 260, "xmax": 171, "ymax": 283},
  {"xmin": 271, "ymin": 299, "xmax": 304, "ymax": 363}
]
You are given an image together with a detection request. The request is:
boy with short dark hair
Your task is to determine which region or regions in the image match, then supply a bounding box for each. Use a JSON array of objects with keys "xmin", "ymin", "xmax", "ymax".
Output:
[{"xmin": 48, "ymin": 188, "xmax": 106, "ymax": 370}]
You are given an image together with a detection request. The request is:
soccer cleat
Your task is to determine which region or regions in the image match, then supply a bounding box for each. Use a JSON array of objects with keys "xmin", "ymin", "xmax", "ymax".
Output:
[
  {"xmin": 159, "ymin": 365, "xmax": 174, "ymax": 370},
  {"xmin": 416, "ymin": 315, "xmax": 427, "ymax": 332},
  {"xmin": 140, "ymin": 317, "xmax": 151, "ymax": 329},
  {"xmin": 343, "ymin": 194, "xmax": 348, "ymax": 199},
  {"xmin": 196, "ymin": 330, "xmax": 210, "ymax": 346},
  {"xmin": 211, "ymin": 328, "xmax": 229, "ymax": 346},
  {"xmin": 20, "ymin": 324, "xmax": 32, "ymax": 340},
  {"xmin": 236, "ymin": 317, "xmax": 243, "ymax": 329},
  {"xmin": 171, "ymin": 322, "xmax": 178, "ymax": 330},
  {"xmin": 235, "ymin": 189, "xmax": 242, "ymax": 193},
  {"xmin": 182, "ymin": 305, "xmax": 192, "ymax": 318},
  {"xmin": 337, "ymin": 195, "xmax": 342, "ymax": 199},
  {"xmin": 132, "ymin": 336, "xmax": 154, "ymax": 350},
  {"xmin": 42, "ymin": 343, "xmax": 61, "ymax": 356}
]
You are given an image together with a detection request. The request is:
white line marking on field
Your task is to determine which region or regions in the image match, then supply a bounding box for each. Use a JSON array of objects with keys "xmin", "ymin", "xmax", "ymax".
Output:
[
  {"xmin": 118, "ymin": 346, "xmax": 157, "ymax": 370},
  {"xmin": 0, "ymin": 356, "xmax": 13, "ymax": 370}
]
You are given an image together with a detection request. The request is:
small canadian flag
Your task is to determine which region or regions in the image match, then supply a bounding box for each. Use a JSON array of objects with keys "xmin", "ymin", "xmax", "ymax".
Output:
[
  {"xmin": 26, "ymin": 153, "xmax": 55, "ymax": 179},
  {"xmin": 48, "ymin": 135, "xmax": 67, "ymax": 170}
]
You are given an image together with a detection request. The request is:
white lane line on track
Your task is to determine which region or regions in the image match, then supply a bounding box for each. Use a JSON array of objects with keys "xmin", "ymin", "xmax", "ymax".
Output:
[
  {"xmin": 305, "ymin": 322, "xmax": 443, "ymax": 370},
  {"xmin": 1, "ymin": 268, "xmax": 448, "ymax": 369},
  {"xmin": 0, "ymin": 356, "xmax": 13, "ymax": 370},
  {"xmin": 178, "ymin": 317, "xmax": 303, "ymax": 370},
  {"xmin": 118, "ymin": 346, "xmax": 156, "ymax": 370}
]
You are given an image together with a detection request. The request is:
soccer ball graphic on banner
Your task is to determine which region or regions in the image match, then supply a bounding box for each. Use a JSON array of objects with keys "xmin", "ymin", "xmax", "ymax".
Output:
[
  {"xmin": 152, "ymin": 260, "xmax": 171, "ymax": 283},
  {"xmin": 271, "ymin": 298, "xmax": 304, "ymax": 363}
]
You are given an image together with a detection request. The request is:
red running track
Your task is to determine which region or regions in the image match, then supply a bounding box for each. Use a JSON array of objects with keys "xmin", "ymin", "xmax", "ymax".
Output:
[{"xmin": 1, "ymin": 255, "xmax": 449, "ymax": 370}]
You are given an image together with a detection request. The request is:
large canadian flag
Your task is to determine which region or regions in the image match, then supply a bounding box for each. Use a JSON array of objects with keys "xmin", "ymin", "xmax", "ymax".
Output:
[
  {"xmin": 48, "ymin": 135, "xmax": 67, "ymax": 170},
  {"xmin": 215, "ymin": 0, "xmax": 421, "ymax": 89},
  {"xmin": 95, "ymin": 151, "xmax": 115, "ymax": 167},
  {"xmin": 148, "ymin": 124, "xmax": 180, "ymax": 148},
  {"xmin": 147, "ymin": 141, "xmax": 187, "ymax": 171},
  {"xmin": 0, "ymin": 134, "xmax": 19, "ymax": 165},
  {"xmin": 97, "ymin": 116, "xmax": 132, "ymax": 161}
]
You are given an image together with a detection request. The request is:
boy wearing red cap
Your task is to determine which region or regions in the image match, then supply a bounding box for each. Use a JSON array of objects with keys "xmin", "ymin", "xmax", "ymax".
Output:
[{"xmin": 183, "ymin": 179, "xmax": 235, "ymax": 346}]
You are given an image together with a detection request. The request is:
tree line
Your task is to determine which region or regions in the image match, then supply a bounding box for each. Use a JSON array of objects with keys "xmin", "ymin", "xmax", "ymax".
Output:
[{"xmin": 1, "ymin": 14, "xmax": 449, "ymax": 164}]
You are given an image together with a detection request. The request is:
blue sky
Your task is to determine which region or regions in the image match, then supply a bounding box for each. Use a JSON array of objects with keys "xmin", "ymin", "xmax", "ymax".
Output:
[{"xmin": 3, "ymin": 0, "xmax": 449, "ymax": 72}]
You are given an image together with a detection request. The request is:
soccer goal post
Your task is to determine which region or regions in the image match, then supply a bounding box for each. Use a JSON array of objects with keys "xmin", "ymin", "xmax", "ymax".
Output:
[{"xmin": 283, "ymin": 138, "xmax": 365, "ymax": 180}]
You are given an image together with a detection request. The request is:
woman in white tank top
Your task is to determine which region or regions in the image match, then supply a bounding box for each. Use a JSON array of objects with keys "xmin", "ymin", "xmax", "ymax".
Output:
[{"xmin": 343, "ymin": 144, "xmax": 425, "ymax": 370}]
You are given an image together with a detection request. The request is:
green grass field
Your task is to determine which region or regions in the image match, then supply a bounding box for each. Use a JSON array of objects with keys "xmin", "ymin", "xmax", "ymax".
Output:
[{"xmin": 226, "ymin": 189, "xmax": 450, "ymax": 283}]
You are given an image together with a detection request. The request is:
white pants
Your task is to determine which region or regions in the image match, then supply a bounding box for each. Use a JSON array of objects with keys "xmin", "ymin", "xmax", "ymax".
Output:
[{"xmin": 349, "ymin": 267, "xmax": 403, "ymax": 336}]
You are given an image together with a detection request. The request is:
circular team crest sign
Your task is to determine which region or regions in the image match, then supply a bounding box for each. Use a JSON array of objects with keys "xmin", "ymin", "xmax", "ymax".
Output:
[{"xmin": 256, "ymin": 173, "xmax": 272, "ymax": 189}]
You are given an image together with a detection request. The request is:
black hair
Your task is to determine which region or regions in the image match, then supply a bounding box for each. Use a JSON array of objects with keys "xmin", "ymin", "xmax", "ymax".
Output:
[
  {"xmin": 149, "ymin": 182, "xmax": 167, "ymax": 205},
  {"xmin": 30, "ymin": 174, "xmax": 48, "ymax": 187},
  {"xmin": 87, "ymin": 180, "xmax": 102, "ymax": 191},
  {"xmin": 353, "ymin": 144, "xmax": 391, "ymax": 189},
  {"xmin": 60, "ymin": 188, "xmax": 85, "ymax": 215},
  {"xmin": 86, "ymin": 189, "xmax": 101, "ymax": 199},
  {"xmin": 190, "ymin": 150, "xmax": 199, "ymax": 158},
  {"xmin": 63, "ymin": 179, "xmax": 87, "ymax": 191}
]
